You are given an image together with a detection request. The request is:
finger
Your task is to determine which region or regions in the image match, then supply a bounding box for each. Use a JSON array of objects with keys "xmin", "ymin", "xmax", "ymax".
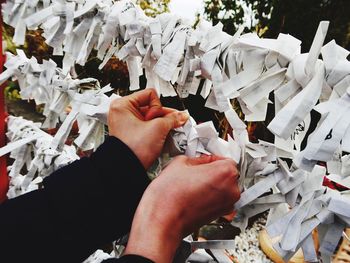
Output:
[
  {"xmin": 222, "ymin": 211, "xmax": 237, "ymax": 222},
  {"xmin": 203, "ymin": 158, "xmax": 237, "ymax": 169},
  {"xmin": 139, "ymin": 106, "xmax": 170, "ymax": 116},
  {"xmin": 161, "ymin": 107, "xmax": 178, "ymax": 115},
  {"xmin": 199, "ymin": 159, "xmax": 238, "ymax": 179},
  {"xmin": 222, "ymin": 210, "xmax": 236, "ymax": 221},
  {"xmin": 153, "ymin": 110, "xmax": 189, "ymax": 133},
  {"xmin": 140, "ymin": 106, "xmax": 150, "ymax": 116},
  {"xmin": 144, "ymin": 107, "xmax": 177, "ymax": 121},
  {"xmin": 186, "ymin": 155, "xmax": 227, "ymax": 166},
  {"xmin": 140, "ymin": 106, "xmax": 176, "ymax": 119},
  {"xmin": 130, "ymin": 88, "xmax": 161, "ymax": 108}
]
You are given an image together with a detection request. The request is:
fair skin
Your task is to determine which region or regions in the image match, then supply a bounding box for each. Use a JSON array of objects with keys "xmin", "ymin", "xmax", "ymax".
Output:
[
  {"xmin": 125, "ymin": 155, "xmax": 240, "ymax": 263},
  {"xmin": 108, "ymin": 89, "xmax": 240, "ymax": 262},
  {"xmin": 108, "ymin": 88, "xmax": 189, "ymax": 169}
]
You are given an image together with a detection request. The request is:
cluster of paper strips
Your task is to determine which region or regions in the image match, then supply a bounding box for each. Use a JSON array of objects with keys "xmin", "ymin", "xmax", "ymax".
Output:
[
  {"xmin": 0, "ymin": 51, "xmax": 120, "ymax": 201},
  {"xmin": 3, "ymin": 0, "xmax": 350, "ymax": 262},
  {"xmin": 0, "ymin": 50, "xmax": 119, "ymax": 150},
  {"xmin": 0, "ymin": 116, "xmax": 79, "ymax": 198}
]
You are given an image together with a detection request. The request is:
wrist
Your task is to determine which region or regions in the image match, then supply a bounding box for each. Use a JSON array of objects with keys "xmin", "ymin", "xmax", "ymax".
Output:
[{"xmin": 124, "ymin": 190, "xmax": 184, "ymax": 263}]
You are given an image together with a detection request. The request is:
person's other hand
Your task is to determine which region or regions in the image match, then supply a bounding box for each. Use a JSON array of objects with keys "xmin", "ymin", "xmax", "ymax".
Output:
[
  {"xmin": 124, "ymin": 155, "xmax": 240, "ymax": 263},
  {"xmin": 108, "ymin": 89, "xmax": 188, "ymax": 169}
]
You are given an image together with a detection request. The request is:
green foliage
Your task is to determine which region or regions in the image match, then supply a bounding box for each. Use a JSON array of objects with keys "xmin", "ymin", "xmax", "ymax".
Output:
[
  {"xmin": 4, "ymin": 82, "xmax": 21, "ymax": 101},
  {"xmin": 204, "ymin": 0, "xmax": 273, "ymax": 35},
  {"xmin": 3, "ymin": 24, "xmax": 53, "ymax": 62},
  {"xmin": 74, "ymin": 56, "xmax": 131, "ymax": 96},
  {"xmin": 245, "ymin": 0, "xmax": 273, "ymax": 35},
  {"xmin": 3, "ymin": 25, "xmax": 17, "ymax": 55},
  {"xmin": 137, "ymin": 0, "xmax": 170, "ymax": 17},
  {"xmin": 204, "ymin": 0, "xmax": 350, "ymax": 51},
  {"xmin": 204, "ymin": 0, "xmax": 245, "ymax": 35},
  {"xmin": 265, "ymin": 0, "xmax": 350, "ymax": 52}
]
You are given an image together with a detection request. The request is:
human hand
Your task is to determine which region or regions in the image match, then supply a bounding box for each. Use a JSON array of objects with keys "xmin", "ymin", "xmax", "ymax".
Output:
[
  {"xmin": 124, "ymin": 155, "xmax": 240, "ymax": 263},
  {"xmin": 108, "ymin": 89, "xmax": 188, "ymax": 169}
]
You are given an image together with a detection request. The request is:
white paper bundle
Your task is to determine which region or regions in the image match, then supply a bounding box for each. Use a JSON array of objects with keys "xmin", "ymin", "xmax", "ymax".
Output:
[{"xmin": 1, "ymin": 116, "xmax": 79, "ymax": 199}]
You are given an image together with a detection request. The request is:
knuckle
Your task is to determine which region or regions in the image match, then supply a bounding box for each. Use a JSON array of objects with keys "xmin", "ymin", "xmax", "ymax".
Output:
[
  {"xmin": 174, "ymin": 155, "xmax": 188, "ymax": 163},
  {"xmin": 219, "ymin": 160, "xmax": 237, "ymax": 176},
  {"xmin": 222, "ymin": 184, "xmax": 241, "ymax": 204},
  {"xmin": 148, "ymin": 88, "xmax": 157, "ymax": 96},
  {"xmin": 110, "ymin": 99, "xmax": 123, "ymax": 112},
  {"xmin": 232, "ymin": 167, "xmax": 240, "ymax": 179},
  {"xmin": 227, "ymin": 161, "xmax": 240, "ymax": 179},
  {"xmin": 231, "ymin": 186, "xmax": 241, "ymax": 202},
  {"xmin": 217, "ymin": 163, "xmax": 230, "ymax": 175},
  {"xmin": 222, "ymin": 205, "xmax": 233, "ymax": 216},
  {"xmin": 141, "ymin": 88, "xmax": 158, "ymax": 101}
]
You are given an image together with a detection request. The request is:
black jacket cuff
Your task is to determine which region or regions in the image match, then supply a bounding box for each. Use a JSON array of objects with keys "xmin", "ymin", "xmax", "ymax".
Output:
[
  {"xmin": 103, "ymin": 255, "xmax": 154, "ymax": 263},
  {"xmin": 42, "ymin": 136, "xmax": 151, "ymax": 262}
]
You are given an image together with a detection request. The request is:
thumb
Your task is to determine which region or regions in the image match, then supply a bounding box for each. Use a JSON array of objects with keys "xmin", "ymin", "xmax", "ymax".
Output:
[
  {"xmin": 144, "ymin": 107, "xmax": 177, "ymax": 121},
  {"xmin": 155, "ymin": 111, "xmax": 189, "ymax": 133},
  {"xmin": 186, "ymin": 155, "xmax": 227, "ymax": 166}
]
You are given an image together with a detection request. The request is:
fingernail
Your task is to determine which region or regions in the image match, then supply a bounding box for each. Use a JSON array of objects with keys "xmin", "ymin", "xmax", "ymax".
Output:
[{"xmin": 177, "ymin": 111, "xmax": 189, "ymax": 123}]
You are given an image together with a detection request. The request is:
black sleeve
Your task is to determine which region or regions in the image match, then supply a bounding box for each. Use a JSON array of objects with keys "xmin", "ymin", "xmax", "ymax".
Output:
[
  {"xmin": 0, "ymin": 136, "xmax": 150, "ymax": 263},
  {"xmin": 103, "ymin": 255, "xmax": 154, "ymax": 263}
]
